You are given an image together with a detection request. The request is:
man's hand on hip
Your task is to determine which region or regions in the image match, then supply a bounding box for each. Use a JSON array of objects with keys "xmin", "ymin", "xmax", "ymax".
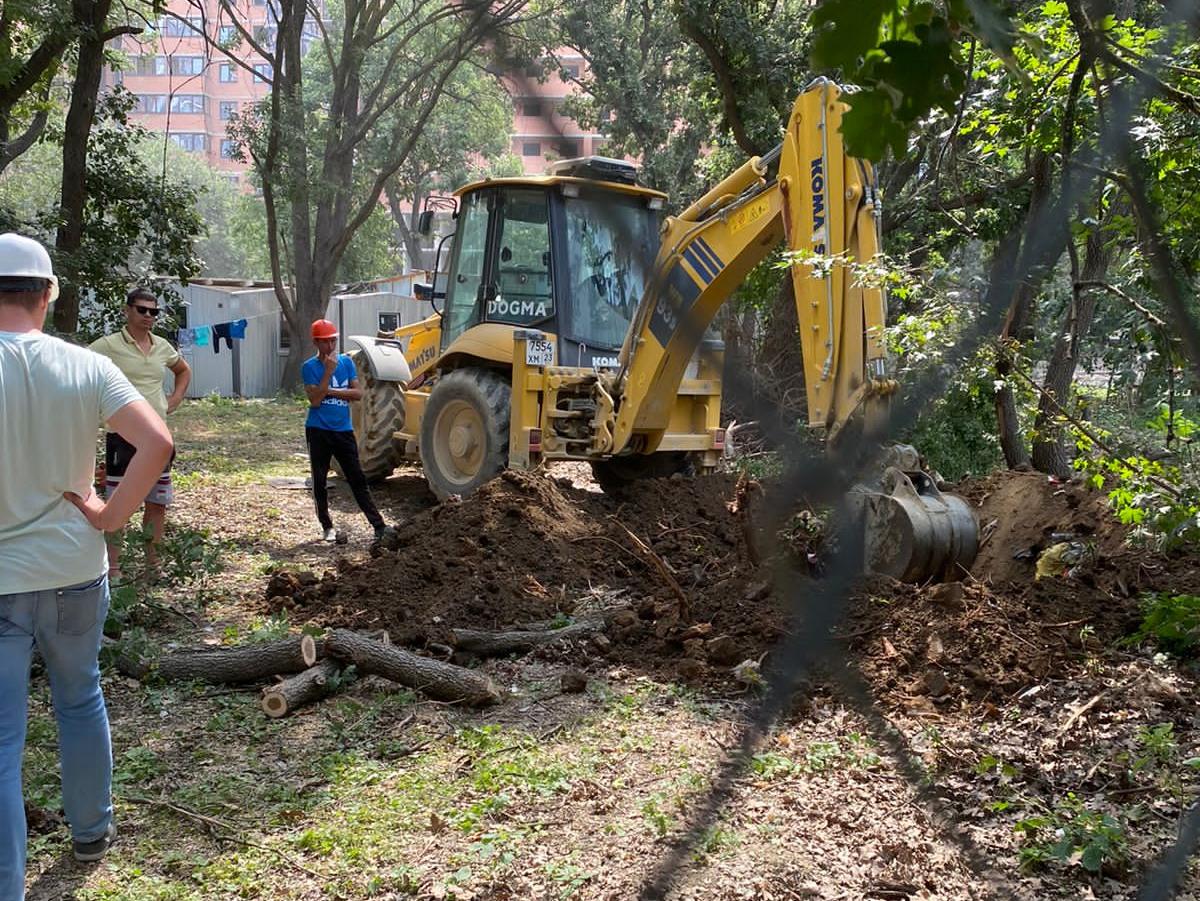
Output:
[{"xmin": 63, "ymin": 488, "xmax": 114, "ymax": 532}]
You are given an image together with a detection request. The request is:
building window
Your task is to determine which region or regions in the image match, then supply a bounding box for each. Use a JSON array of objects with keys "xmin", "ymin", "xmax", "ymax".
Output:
[
  {"xmin": 169, "ymin": 133, "xmax": 206, "ymax": 152},
  {"xmin": 253, "ymin": 25, "xmax": 277, "ymax": 49},
  {"xmin": 220, "ymin": 139, "xmax": 238, "ymax": 159},
  {"xmin": 170, "ymin": 94, "xmax": 204, "ymax": 114},
  {"xmin": 556, "ymin": 138, "xmax": 580, "ymax": 158},
  {"xmin": 160, "ymin": 16, "xmax": 202, "ymax": 37},
  {"xmin": 222, "ymin": 174, "xmax": 240, "ymax": 186},
  {"xmin": 219, "ymin": 100, "xmax": 238, "ymax": 120},
  {"xmin": 253, "ymin": 63, "xmax": 272, "ymax": 83},
  {"xmin": 520, "ymin": 98, "xmax": 541, "ymax": 117},
  {"xmin": 135, "ymin": 55, "xmax": 168, "ymax": 76},
  {"xmin": 521, "ymin": 141, "xmax": 541, "ymax": 157},
  {"xmin": 562, "ymin": 64, "xmax": 580, "ymax": 78},
  {"xmin": 136, "ymin": 94, "xmax": 167, "ymax": 114},
  {"xmin": 218, "ymin": 25, "xmax": 238, "ymax": 45},
  {"xmin": 218, "ymin": 62, "xmax": 237, "ymax": 82},
  {"xmin": 170, "ymin": 56, "xmax": 204, "ymax": 76}
]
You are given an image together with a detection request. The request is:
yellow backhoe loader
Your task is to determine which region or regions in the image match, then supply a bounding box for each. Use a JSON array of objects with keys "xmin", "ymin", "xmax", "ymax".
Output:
[{"xmin": 346, "ymin": 79, "xmax": 978, "ymax": 581}]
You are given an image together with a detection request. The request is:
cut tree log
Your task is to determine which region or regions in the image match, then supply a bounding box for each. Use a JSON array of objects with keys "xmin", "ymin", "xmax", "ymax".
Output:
[
  {"xmin": 261, "ymin": 659, "xmax": 341, "ymax": 718},
  {"xmin": 324, "ymin": 629, "xmax": 501, "ymax": 706},
  {"xmin": 450, "ymin": 618, "xmax": 606, "ymax": 657},
  {"xmin": 154, "ymin": 635, "xmax": 319, "ymax": 684}
]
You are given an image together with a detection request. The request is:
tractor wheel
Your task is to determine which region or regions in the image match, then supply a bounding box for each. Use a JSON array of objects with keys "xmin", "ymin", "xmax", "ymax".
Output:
[
  {"xmin": 340, "ymin": 351, "xmax": 405, "ymax": 483},
  {"xmin": 419, "ymin": 368, "xmax": 511, "ymax": 500},
  {"xmin": 591, "ymin": 452, "xmax": 694, "ymax": 496}
]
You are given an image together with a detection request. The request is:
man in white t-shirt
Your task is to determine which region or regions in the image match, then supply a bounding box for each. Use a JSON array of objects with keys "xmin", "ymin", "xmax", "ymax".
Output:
[{"xmin": 0, "ymin": 234, "xmax": 173, "ymax": 899}]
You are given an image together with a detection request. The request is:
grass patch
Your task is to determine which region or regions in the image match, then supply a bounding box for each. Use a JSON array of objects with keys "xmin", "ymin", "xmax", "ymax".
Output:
[{"xmin": 170, "ymin": 396, "xmax": 309, "ymax": 488}]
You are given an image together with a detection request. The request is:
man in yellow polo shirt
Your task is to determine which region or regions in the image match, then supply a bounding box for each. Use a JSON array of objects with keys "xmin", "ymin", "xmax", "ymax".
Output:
[{"xmin": 89, "ymin": 288, "xmax": 191, "ymax": 580}]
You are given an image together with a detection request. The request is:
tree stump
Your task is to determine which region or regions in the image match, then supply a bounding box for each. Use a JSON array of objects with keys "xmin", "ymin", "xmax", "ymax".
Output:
[
  {"xmin": 155, "ymin": 635, "xmax": 319, "ymax": 684},
  {"xmin": 324, "ymin": 629, "xmax": 501, "ymax": 706},
  {"xmin": 261, "ymin": 659, "xmax": 341, "ymax": 718}
]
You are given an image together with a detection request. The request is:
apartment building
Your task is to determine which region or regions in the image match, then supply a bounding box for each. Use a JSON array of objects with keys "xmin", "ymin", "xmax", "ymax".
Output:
[
  {"xmin": 102, "ymin": 0, "xmax": 282, "ymax": 184},
  {"xmin": 506, "ymin": 54, "xmax": 605, "ymax": 172},
  {"xmin": 104, "ymin": 0, "xmax": 599, "ymax": 179}
]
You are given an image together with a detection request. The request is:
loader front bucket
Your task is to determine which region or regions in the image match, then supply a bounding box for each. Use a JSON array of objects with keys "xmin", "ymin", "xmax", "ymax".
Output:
[{"xmin": 857, "ymin": 467, "xmax": 978, "ymax": 582}]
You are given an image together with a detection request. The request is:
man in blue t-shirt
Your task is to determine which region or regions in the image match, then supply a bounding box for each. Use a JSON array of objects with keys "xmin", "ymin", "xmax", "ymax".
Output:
[{"xmin": 302, "ymin": 318, "xmax": 393, "ymax": 543}]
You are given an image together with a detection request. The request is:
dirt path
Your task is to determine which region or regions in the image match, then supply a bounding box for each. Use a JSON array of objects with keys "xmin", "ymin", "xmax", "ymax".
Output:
[{"xmin": 21, "ymin": 399, "xmax": 1200, "ymax": 900}]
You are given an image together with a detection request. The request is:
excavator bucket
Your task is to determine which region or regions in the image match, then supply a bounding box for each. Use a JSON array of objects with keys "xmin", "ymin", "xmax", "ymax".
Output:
[{"xmin": 856, "ymin": 467, "xmax": 979, "ymax": 582}]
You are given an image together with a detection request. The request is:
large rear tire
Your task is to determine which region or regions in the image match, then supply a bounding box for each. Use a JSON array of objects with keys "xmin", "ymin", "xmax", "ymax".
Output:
[
  {"xmin": 419, "ymin": 368, "xmax": 511, "ymax": 500},
  {"xmin": 342, "ymin": 351, "xmax": 406, "ymax": 483},
  {"xmin": 591, "ymin": 452, "xmax": 694, "ymax": 496}
]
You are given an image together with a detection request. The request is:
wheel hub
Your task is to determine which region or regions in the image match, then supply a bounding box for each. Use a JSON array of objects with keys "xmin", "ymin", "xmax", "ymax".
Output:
[
  {"xmin": 448, "ymin": 423, "xmax": 478, "ymax": 458},
  {"xmin": 433, "ymin": 399, "xmax": 486, "ymax": 485}
]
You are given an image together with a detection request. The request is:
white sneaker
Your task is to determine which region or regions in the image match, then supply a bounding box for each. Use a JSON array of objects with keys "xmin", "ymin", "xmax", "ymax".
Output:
[{"xmin": 322, "ymin": 527, "xmax": 337, "ymax": 542}]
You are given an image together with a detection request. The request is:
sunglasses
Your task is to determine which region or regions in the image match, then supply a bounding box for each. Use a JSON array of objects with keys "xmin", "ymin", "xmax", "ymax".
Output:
[{"xmin": 132, "ymin": 305, "xmax": 161, "ymax": 317}]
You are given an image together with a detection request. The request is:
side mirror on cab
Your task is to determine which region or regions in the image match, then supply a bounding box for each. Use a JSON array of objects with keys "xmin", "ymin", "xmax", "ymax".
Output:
[
  {"xmin": 414, "ymin": 282, "xmax": 433, "ymax": 303},
  {"xmin": 417, "ymin": 210, "xmax": 435, "ymax": 237}
]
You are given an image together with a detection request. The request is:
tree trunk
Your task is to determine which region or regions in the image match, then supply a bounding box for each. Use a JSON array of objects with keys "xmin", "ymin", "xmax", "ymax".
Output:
[
  {"xmin": 989, "ymin": 234, "xmax": 1028, "ymax": 468},
  {"xmin": 992, "ymin": 152, "xmax": 1056, "ymax": 469},
  {"xmin": 153, "ymin": 635, "xmax": 319, "ymax": 684},
  {"xmin": 324, "ymin": 629, "xmax": 501, "ymax": 706},
  {"xmin": 261, "ymin": 659, "xmax": 341, "ymax": 717},
  {"xmin": 386, "ymin": 182, "xmax": 428, "ymax": 270},
  {"xmin": 450, "ymin": 618, "xmax": 606, "ymax": 657},
  {"xmin": 1031, "ymin": 225, "xmax": 1115, "ymax": 476},
  {"xmin": 52, "ymin": 0, "xmax": 113, "ymax": 333}
]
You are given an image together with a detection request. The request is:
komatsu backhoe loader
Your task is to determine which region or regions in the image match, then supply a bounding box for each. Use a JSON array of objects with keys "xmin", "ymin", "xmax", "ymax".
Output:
[{"xmin": 346, "ymin": 78, "xmax": 978, "ymax": 581}]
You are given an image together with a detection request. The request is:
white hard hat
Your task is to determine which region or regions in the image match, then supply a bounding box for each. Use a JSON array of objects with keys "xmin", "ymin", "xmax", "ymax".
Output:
[{"xmin": 0, "ymin": 233, "xmax": 59, "ymax": 302}]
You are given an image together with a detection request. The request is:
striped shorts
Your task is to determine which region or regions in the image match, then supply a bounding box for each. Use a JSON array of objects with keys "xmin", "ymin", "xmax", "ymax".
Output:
[{"xmin": 104, "ymin": 432, "xmax": 176, "ymax": 507}]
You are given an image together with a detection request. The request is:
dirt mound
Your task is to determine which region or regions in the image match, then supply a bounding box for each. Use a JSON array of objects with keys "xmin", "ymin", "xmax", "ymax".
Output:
[
  {"xmin": 265, "ymin": 466, "xmax": 1199, "ymax": 688},
  {"xmin": 968, "ymin": 470, "xmax": 1128, "ymax": 584},
  {"xmin": 267, "ymin": 469, "xmax": 784, "ymax": 673}
]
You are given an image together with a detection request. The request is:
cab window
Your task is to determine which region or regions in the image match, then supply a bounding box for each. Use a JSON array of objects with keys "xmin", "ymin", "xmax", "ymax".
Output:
[
  {"xmin": 442, "ymin": 190, "xmax": 490, "ymax": 346},
  {"xmin": 488, "ymin": 189, "xmax": 552, "ymax": 326}
]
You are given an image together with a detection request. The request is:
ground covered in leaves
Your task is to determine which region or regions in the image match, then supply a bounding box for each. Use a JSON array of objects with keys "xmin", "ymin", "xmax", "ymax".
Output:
[{"xmin": 22, "ymin": 398, "xmax": 1200, "ymax": 900}]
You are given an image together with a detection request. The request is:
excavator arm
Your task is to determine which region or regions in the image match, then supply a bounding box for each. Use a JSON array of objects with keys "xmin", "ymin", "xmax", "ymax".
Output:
[
  {"xmin": 606, "ymin": 79, "xmax": 977, "ymax": 581},
  {"xmin": 612, "ymin": 79, "xmax": 893, "ymax": 453}
]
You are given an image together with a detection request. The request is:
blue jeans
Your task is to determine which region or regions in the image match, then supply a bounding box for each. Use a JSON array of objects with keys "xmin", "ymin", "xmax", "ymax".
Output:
[{"xmin": 0, "ymin": 576, "xmax": 113, "ymax": 900}]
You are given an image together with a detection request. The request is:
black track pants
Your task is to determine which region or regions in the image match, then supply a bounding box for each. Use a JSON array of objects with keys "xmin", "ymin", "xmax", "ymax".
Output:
[{"xmin": 305, "ymin": 427, "xmax": 384, "ymax": 532}]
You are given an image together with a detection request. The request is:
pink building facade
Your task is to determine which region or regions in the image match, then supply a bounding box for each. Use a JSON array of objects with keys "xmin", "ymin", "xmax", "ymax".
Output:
[{"xmin": 103, "ymin": 3, "xmax": 599, "ymax": 179}]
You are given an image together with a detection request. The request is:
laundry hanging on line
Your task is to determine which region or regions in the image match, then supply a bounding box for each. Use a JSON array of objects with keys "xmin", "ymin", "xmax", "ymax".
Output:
[{"xmin": 177, "ymin": 318, "xmax": 248, "ymax": 353}]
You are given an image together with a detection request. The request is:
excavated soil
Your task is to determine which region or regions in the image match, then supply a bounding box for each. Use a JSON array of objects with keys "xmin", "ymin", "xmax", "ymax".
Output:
[
  {"xmin": 266, "ymin": 469, "xmax": 782, "ymax": 674},
  {"xmin": 264, "ymin": 467, "xmax": 1200, "ymax": 689}
]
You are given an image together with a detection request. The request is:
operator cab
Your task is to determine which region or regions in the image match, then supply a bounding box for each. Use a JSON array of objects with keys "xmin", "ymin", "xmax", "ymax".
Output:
[{"xmin": 434, "ymin": 158, "xmax": 667, "ymax": 370}]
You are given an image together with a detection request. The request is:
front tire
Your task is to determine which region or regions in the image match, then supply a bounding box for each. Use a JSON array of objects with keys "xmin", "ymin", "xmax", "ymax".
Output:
[
  {"xmin": 343, "ymin": 351, "xmax": 406, "ymax": 483},
  {"xmin": 419, "ymin": 368, "xmax": 511, "ymax": 500}
]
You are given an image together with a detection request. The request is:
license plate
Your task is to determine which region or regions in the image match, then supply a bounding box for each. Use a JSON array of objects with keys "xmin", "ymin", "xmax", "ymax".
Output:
[{"xmin": 525, "ymin": 337, "xmax": 554, "ymax": 367}]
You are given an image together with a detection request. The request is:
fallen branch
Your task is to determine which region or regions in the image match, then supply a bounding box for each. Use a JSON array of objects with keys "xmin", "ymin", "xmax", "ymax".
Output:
[
  {"xmin": 1054, "ymin": 671, "xmax": 1148, "ymax": 740},
  {"xmin": 451, "ymin": 618, "xmax": 606, "ymax": 657},
  {"xmin": 150, "ymin": 635, "xmax": 319, "ymax": 684},
  {"xmin": 120, "ymin": 793, "xmax": 323, "ymax": 878},
  {"xmin": 607, "ymin": 518, "xmax": 690, "ymax": 615},
  {"xmin": 261, "ymin": 659, "xmax": 342, "ymax": 718},
  {"xmin": 324, "ymin": 629, "xmax": 501, "ymax": 706}
]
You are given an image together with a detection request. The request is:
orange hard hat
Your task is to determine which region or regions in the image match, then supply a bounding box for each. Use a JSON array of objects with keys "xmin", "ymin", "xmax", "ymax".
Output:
[{"xmin": 311, "ymin": 319, "xmax": 338, "ymax": 340}]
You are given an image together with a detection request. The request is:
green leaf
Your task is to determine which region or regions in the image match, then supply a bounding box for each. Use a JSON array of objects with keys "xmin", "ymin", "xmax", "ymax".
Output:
[
  {"xmin": 811, "ymin": 0, "xmax": 896, "ymax": 70},
  {"xmin": 840, "ymin": 89, "xmax": 908, "ymax": 160},
  {"xmin": 1080, "ymin": 843, "xmax": 1105, "ymax": 872}
]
